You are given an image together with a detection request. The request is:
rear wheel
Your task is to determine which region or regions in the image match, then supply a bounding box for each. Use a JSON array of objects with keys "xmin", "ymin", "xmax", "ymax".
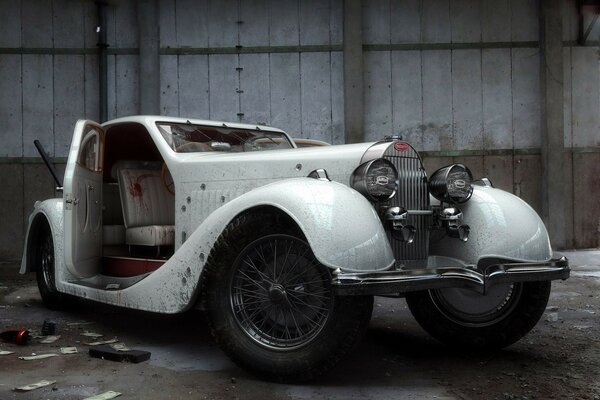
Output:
[
  {"xmin": 203, "ymin": 213, "xmax": 373, "ymax": 382},
  {"xmin": 34, "ymin": 220, "xmax": 64, "ymax": 309},
  {"xmin": 406, "ymin": 281, "xmax": 551, "ymax": 349}
]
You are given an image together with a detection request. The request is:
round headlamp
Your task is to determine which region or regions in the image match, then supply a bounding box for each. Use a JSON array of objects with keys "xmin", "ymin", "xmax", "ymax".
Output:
[
  {"xmin": 351, "ymin": 158, "xmax": 398, "ymax": 202},
  {"xmin": 429, "ymin": 164, "xmax": 473, "ymax": 204}
]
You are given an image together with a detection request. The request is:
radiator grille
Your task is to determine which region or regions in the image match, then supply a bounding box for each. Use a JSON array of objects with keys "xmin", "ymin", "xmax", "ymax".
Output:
[{"xmin": 382, "ymin": 143, "xmax": 430, "ymax": 269}]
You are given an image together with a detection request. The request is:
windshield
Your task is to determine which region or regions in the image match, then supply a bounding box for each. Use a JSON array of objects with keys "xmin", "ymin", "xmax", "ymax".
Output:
[{"xmin": 157, "ymin": 122, "xmax": 294, "ymax": 153}]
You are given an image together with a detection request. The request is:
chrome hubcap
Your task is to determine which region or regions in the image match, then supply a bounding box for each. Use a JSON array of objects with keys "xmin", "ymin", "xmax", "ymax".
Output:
[
  {"xmin": 430, "ymin": 283, "xmax": 522, "ymax": 327},
  {"xmin": 268, "ymin": 284, "xmax": 287, "ymax": 304}
]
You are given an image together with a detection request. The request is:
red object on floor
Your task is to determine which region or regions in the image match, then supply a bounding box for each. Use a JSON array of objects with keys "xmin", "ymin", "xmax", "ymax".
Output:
[{"xmin": 0, "ymin": 329, "xmax": 30, "ymax": 345}]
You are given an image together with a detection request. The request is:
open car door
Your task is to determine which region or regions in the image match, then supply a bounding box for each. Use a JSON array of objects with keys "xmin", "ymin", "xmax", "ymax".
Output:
[{"xmin": 63, "ymin": 120, "xmax": 104, "ymax": 278}]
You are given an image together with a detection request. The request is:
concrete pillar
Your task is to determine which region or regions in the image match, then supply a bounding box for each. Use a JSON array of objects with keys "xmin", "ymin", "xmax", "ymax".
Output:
[
  {"xmin": 540, "ymin": 0, "xmax": 568, "ymax": 248},
  {"xmin": 343, "ymin": 0, "xmax": 364, "ymax": 144},
  {"xmin": 97, "ymin": 1, "xmax": 108, "ymax": 122},
  {"xmin": 138, "ymin": 0, "xmax": 160, "ymax": 115}
]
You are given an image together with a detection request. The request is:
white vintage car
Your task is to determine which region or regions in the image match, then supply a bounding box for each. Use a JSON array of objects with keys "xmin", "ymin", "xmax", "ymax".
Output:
[{"xmin": 22, "ymin": 116, "xmax": 569, "ymax": 382}]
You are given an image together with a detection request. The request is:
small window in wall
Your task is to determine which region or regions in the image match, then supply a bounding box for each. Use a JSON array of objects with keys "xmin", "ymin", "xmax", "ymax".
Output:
[{"xmin": 77, "ymin": 127, "xmax": 104, "ymax": 172}]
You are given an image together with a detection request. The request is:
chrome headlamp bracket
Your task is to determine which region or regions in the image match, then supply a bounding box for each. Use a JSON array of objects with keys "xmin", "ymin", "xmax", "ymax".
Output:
[
  {"xmin": 383, "ymin": 206, "xmax": 416, "ymax": 244},
  {"xmin": 436, "ymin": 207, "xmax": 470, "ymax": 242}
]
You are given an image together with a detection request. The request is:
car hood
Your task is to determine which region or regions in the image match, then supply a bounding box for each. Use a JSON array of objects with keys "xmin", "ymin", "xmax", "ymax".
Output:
[{"xmin": 171, "ymin": 142, "xmax": 376, "ymax": 186}]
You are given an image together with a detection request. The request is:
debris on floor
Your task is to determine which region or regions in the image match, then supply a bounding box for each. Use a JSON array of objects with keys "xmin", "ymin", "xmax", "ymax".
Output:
[
  {"xmin": 84, "ymin": 338, "xmax": 118, "ymax": 346},
  {"xmin": 40, "ymin": 335, "xmax": 61, "ymax": 344},
  {"xmin": 2, "ymin": 250, "xmax": 599, "ymax": 399},
  {"xmin": 109, "ymin": 343, "xmax": 130, "ymax": 352},
  {"xmin": 83, "ymin": 390, "xmax": 122, "ymax": 400},
  {"xmin": 41, "ymin": 320, "xmax": 57, "ymax": 336},
  {"xmin": 81, "ymin": 332, "xmax": 104, "ymax": 338},
  {"xmin": 89, "ymin": 344, "xmax": 151, "ymax": 363},
  {"xmin": 28, "ymin": 331, "xmax": 42, "ymax": 340},
  {"xmin": 60, "ymin": 347, "xmax": 78, "ymax": 354},
  {"xmin": 13, "ymin": 380, "xmax": 56, "ymax": 392},
  {"xmin": 574, "ymin": 325, "xmax": 592, "ymax": 330},
  {"xmin": 0, "ymin": 349, "xmax": 15, "ymax": 355},
  {"xmin": 19, "ymin": 353, "xmax": 58, "ymax": 361},
  {"xmin": 545, "ymin": 312, "xmax": 559, "ymax": 322},
  {"xmin": 67, "ymin": 321, "xmax": 93, "ymax": 327}
]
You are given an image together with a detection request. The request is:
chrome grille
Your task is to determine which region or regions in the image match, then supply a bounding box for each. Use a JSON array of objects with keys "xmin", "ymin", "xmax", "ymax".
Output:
[{"xmin": 382, "ymin": 143, "xmax": 430, "ymax": 269}]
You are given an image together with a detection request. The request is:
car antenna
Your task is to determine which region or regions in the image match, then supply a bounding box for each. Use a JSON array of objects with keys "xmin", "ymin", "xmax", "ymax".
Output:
[{"xmin": 34, "ymin": 140, "xmax": 63, "ymax": 191}]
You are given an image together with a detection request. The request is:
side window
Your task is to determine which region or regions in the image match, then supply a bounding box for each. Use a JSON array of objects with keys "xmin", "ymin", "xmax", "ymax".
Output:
[{"xmin": 77, "ymin": 127, "xmax": 104, "ymax": 172}]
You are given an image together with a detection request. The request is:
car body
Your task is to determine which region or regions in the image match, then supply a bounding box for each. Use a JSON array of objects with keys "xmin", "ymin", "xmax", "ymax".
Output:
[{"xmin": 22, "ymin": 115, "xmax": 570, "ymax": 382}]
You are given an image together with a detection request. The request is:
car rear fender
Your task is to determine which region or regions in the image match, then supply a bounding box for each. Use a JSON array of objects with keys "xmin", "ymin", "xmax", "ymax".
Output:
[
  {"xmin": 189, "ymin": 178, "xmax": 395, "ymax": 273},
  {"xmin": 20, "ymin": 198, "xmax": 65, "ymax": 275},
  {"xmin": 430, "ymin": 185, "xmax": 553, "ymax": 265}
]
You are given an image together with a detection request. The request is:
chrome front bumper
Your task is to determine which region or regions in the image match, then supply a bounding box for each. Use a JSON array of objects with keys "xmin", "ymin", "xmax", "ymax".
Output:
[{"xmin": 331, "ymin": 257, "xmax": 570, "ymax": 295}]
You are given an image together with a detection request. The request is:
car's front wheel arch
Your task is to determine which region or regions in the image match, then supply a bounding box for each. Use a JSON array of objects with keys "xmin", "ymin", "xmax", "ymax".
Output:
[{"xmin": 199, "ymin": 210, "xmax": 373, "ymax": 382}]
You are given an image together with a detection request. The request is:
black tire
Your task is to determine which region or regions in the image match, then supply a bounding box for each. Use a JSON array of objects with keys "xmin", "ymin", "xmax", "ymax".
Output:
[
  {"xmin": 202, "ymin": 213, "xmax": 373, "ymax": 383},
  {"xmin": 406, "ymin": 281, "xmax": 551, "ymax": 349},
  {"xmin": 34, "ymin": 220, "xmax": 64, "ymax": 309}
]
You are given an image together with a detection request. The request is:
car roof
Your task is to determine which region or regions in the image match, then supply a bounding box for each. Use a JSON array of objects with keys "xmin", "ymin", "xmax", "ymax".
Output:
[{"xmin": 101, "ymin": 115, "xmax": 287, "ymax": 134}]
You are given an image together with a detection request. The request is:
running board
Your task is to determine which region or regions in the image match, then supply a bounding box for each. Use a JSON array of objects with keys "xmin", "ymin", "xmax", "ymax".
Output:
[
  {"xmin": 68, "ymin": 256, "xmax": 166, "ymax": 291},
  {"xmin": 68, "ymin": 273, "xmax": 150, "ymax": 291}
]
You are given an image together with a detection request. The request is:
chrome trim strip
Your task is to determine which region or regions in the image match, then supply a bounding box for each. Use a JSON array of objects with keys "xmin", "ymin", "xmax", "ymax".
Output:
[
  {"xmin": 407, "ymin": 210, "xmax": 434, "ymax": 215},
  {"xmin": 331, "ymin": 257, "xmax": 570, "ymax": 295}
]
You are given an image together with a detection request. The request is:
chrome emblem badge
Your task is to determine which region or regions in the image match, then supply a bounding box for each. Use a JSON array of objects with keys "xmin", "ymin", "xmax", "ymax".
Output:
[
  {"xmin": 454, "ymin": 179, "xmax": 466, "ymax": 189},
  {"xmin": 394, "ymin": 142, "xmax": 409, "ymax": 152},
  {"xmin": 376, "ymin": 176, "xmax": 389, "ymax": 185}
]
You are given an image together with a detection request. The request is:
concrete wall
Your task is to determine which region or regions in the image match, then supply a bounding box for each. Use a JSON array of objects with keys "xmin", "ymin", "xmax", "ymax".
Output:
[
  {"xmin": 157, "ymin": 0, "xmax": 346, "ymax": 144},
  {"xmin": 0, "ymin": 0, "xmax": 599, "ymax": 260},
  {"xmin": 0, "ymin": 0, "xmax": 99, "ymax": 260}
]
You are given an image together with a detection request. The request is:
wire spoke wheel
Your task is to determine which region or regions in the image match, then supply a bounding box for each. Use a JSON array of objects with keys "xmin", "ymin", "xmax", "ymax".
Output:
[
  {"xmin": 204, "ymin": 213, "xmax": 374, "ymax": 381},
  {"xmin": 40, "ymin": 232, "xmax": 56, "ymax": 292},
  {"xmin": 230, "ymin": 234, "xmax": 333, "ymax": 350},
  {"xmin": 35, "ymin": 219, "xmax": 64, "ymax": 309}
]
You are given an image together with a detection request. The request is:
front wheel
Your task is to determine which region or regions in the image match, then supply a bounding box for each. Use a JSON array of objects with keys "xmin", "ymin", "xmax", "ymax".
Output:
[
  {"xmin": 406, "ymin": 281, "xmax": 551, "ymax": 349},
  {"xmin": 203, "ymin": 214, "xmax": 373, "ymax": 382}
]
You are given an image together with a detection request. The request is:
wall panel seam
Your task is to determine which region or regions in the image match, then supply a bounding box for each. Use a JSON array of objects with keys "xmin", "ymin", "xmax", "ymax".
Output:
[
  {"xmin": 1, "ymin": 41, "xmax": 571, "ymax": 56},
  {"xmin": 4, "ymin": 42, "xmax": 600, "ymax": 56}
]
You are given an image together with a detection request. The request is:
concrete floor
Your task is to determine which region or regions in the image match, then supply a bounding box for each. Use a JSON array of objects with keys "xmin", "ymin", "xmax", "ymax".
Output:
[{"xmin": 0, "ymin": 250, "xmax": 599, "ymax": 400}]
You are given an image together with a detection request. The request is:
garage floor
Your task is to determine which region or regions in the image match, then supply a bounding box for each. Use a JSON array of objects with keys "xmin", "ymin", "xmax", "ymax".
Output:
[{"xmin": 1, "ymin": 250, "xmax": 599, "ymax": 400}]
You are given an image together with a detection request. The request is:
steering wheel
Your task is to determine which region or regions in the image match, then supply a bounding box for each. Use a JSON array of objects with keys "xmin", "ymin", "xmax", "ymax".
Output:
[
  {"xmin": 175, "ymin": 141, "xmax": 211, "ymax": 153},
  {"xmin": 161, "ymin": 163, "xmax": 175, "ymax": 195}
]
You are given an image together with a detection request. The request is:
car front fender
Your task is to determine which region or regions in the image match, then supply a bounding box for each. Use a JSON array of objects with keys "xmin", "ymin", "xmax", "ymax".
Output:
[
  {"xmin": 430, "ymin": 185, "xmax": 553, "ymax": 265},
  {"xmin": 190, "ymin": 178, "xmax": 395, "ymax": 273}
]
